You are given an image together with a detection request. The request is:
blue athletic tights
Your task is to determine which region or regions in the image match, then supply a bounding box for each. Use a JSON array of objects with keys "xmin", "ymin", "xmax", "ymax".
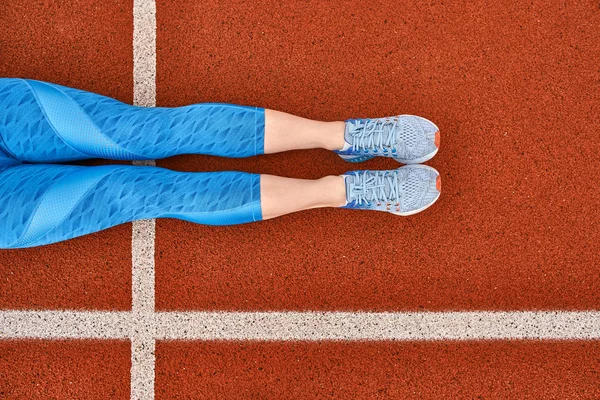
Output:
[{"xmin": 0, "ymin": 78, "xmax": 265, "ymax": 248}]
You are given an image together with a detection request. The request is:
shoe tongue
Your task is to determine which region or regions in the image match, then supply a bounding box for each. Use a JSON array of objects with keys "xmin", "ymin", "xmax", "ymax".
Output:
[
  {"xmin": 344, "ymin": 120, "xmax": 356, "ymax": 144},
  {"xmin": 343, "ymin": 119, "xmax": 362, "ymax": 150},
  {"xmin": 342, "ymin": 174, "xmax": 353, "ymax": 205}
]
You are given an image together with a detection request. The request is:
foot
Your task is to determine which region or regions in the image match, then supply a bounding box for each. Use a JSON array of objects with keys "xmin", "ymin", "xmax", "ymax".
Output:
[
  {"xmin": 334, "ymin": 115, "xmax": 440, "ymax": 164},
  {"xmin": 341, "ymin": 164, "xmax": 441, "ymax": 216}
]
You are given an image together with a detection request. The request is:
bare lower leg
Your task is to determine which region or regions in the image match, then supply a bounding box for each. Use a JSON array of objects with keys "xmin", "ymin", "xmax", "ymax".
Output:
[
  {"xmin": 264, "ymin": 109, "xmax": 346, "ymax": 153},
  {"xmin": 260, "ymin": 174, "xmax": 347, "ymax": 220}
]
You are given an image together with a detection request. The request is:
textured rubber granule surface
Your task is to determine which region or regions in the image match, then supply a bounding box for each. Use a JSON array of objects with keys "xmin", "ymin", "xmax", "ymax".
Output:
[
  {"xmin": 155, "ymin": 340, "xmax": 600, "ymax": 399},
  {"xmin": 155, "ymin": 0, "xmax": 600, "ymax": 311},
  {"xmin": 0, "ymin": 340, "xmax": 130, "ymax": 399}
]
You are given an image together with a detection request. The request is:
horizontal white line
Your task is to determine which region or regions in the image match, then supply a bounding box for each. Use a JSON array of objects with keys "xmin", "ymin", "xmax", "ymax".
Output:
[
  {"xmin": 2, "ymin": 311, "xmax": 600, "ymax": 340},
  {"xmin": 156, "ymin": 311, "xmax": 600, "ymax": 340},
  {"xmin": 0, "ymin": 311, "xmax": 132, "ymax": 339}
]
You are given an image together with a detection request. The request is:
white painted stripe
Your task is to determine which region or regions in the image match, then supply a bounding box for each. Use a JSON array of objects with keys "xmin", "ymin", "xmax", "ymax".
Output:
[
  {"xmin": 0, "ymin": 311, "xmax": 131, "ymax": 339},
  {"xmin": 132, "ymin": 218, "xmax": 156, "ymax": 315},
  {"xmin": 156, "ymin": 311, "xmax": 600, "ymax": 340},
  {"xmin": 133, "ymin": 0, "xmax": 156, "ymax": 108},
  {"xmin": 133, "ymin": 0, "xmax": 157, "ymax": 398},
  {"xmin": 2, "ymin": 311, "xmax": 600, "ymax": 341},
  {"xmin": 131, "ymin": 219, "xmax": 156, "ymax": 400}
]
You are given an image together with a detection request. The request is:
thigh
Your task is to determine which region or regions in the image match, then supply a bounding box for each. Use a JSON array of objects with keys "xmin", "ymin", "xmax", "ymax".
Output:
[
  {"xmin": 0, "ymin": 163, "xmax": 261, "ymax": 249},
  {"xmin": 0, "ymin": 78, "xmax": 264, "ymax": 163}
]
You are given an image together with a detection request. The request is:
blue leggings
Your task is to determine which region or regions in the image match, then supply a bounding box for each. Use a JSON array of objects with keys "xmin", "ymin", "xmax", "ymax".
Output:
[{"xmin": 0, "ymin": 78, "xmax": 265, "ymax": 249}]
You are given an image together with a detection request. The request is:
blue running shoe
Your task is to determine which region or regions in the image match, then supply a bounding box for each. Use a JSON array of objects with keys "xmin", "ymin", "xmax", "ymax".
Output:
[
  {"xmin": 335, "ymin": 115, "xmax": 440, "ymax": 164},
  {"xmin": 341, "ymin": 164, "xmax": 441, "ymax": 216}
]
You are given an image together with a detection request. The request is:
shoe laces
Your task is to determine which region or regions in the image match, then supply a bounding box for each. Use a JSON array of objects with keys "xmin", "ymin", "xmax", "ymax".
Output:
[
  {"xmin": 347, "ymin": 170, "xmax": 401, "ymax": 209},
  {"xmin": 347, "ymin": 117, "xmax": 400, "ymax": 154}
]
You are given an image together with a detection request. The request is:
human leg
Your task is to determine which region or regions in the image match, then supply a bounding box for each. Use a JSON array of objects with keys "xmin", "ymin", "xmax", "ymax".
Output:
[
  {"xmin": 0, "ymin": 78, "xmax": 439, "ymax": 164},
  {"xmin": 0, "ymin": 161, "xmax": 439, "ymax": 249},
  {"xmin": 0, "ymin": 163, "xmax": 262, "ymax": 248},
  {"xmin": 0, "ymin": 78, "xmax": 343, "ymax": 163},
  {"xmin": 0, "ymin": 78, "xmax": 265, "ymax": 162}
]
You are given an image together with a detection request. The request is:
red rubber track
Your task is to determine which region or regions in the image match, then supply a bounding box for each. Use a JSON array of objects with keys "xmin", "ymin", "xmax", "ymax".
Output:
[
  {"xmin": 156, "ymin": 341, "xmax": 600, "ymax": 399},
  {"xmin": 155, "ymin": 0, "xmax": 600, "ymax": 311},
  {"xmin": 0, "ymin": 340, "xmax": 130, "ymax": 399}
]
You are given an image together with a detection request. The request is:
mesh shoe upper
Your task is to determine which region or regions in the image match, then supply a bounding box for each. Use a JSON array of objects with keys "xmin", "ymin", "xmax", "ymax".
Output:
[
  {"xmin": 336, "ymin": 115, "xmax": 439, "ymax": 163},
  {"xmin": 342, "ymin": 165, "xmax": 440, "ymax": 215}
]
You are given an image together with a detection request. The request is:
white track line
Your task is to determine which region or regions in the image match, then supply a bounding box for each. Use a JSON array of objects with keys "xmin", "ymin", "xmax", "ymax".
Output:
[
  {"xmin": 132, "ymin": 0, "xmax": 157, "ymax": 398},
  {"xmin": 131, "ymin": 219, "xmax": 156, "ymax": 400},
  {"xmin": 133, "ymin": 0, "xmax": 156, "ymax": 109},
  {"xmin": 0, "ymin": 311, "xmax": 131, "ymax": 339},
  {"xmin": 156, "ymin": 311, "xmax": 600, "ymax": 340},
  {"xmin": 2, "ymin": 311, "xmax": 600, "ymax": 340}
]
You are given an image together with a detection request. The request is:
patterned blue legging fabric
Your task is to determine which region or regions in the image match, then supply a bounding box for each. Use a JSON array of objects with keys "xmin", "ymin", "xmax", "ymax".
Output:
[{"xmin": 0, "ymin": 78, "xmax": 265, "ymax": 249}]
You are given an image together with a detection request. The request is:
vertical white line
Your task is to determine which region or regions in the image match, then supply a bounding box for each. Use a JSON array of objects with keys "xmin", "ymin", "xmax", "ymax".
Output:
[
  {"xmin": 132, "ymin": 0, "xmax": 157, "ymax": 399},
  {"xmin": 133, "ymin": 0, "xmax": 156, "ymax": 109},
  {"xmin": 131, "ymin": 220, "xmax": 156, "ymax": 400}
]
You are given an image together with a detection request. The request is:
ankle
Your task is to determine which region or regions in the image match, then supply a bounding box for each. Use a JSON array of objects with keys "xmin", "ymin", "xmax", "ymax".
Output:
[
  {"xmin": 317, "ymin": 175, "xmax": 347, "ymax": 207},
  {"xmin": 319, "ymin": 121, "xmax": 346, "ymax": 151}
]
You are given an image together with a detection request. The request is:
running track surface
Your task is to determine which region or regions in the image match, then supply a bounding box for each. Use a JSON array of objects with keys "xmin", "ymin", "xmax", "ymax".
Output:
[{"xmin": 1, "ymin": 0, "xmax": 599, "ymax": 398}]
